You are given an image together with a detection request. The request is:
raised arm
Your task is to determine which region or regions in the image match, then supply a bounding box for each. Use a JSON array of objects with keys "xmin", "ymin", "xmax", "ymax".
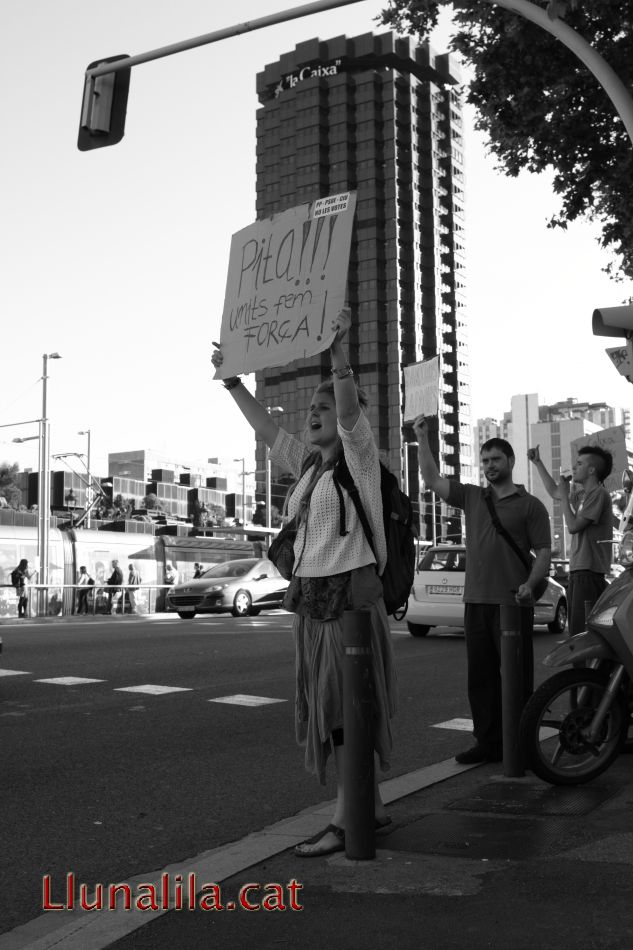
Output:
[
  {"xmin": 211, "ymin": 348, "xmax": 281, "ymax": 449},
  {"xmin": 527, "ymin": 445, "xmax": 559, "ymax": 499},
  {"xmin": 329, "ymin": 308, "xmax": 360, "ymax": 432},
  {"xmin": 557, "ymin": 477, "xmax": 592, "ymax": 534},
  {"xmin": 412, "ymin": 415, "xmax": 451, "ymax": 503}
]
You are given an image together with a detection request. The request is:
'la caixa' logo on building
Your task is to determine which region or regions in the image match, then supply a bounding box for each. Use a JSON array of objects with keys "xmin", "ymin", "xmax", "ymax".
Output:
[{"xmin": 273, "ymin": 60, "xmax": 342, "ymax": 97}]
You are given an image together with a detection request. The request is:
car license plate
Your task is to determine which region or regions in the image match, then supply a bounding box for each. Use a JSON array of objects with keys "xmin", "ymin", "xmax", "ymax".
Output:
[{"xmin": 427, "ymin": 584, "xmax": 463, "ymax": 595}]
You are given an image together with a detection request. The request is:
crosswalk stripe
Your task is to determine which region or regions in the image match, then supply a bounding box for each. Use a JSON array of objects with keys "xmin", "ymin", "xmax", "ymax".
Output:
[
  {"xmin": 208, "ymin": 694, "xmax": 287, "ymax": 706},
  {"xmin": 432, "ymin": 717, "xmax": 473, "ymax": 731},
  {"xmin": 114, "ymin": 685, "xmax": 192, "ymax": 695},
  {"xmin": 34, "ymin": 677, "xmax": 106, "ymax": 686}
]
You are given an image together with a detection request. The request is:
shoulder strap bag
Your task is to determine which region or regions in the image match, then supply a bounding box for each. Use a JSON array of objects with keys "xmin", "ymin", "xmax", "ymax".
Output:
[
  {"xmin": 483, "ymin": 489, "xmax": 548, "ymax": 601},
  {"xmin": 268, "ymin": 456, "xmax": 317, "ymax": 580}
]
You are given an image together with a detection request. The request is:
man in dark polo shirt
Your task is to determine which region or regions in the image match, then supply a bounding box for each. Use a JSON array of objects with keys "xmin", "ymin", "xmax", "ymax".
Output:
[{"xmin": 413, "ymin": 416, "xmax": 551, "ymax": 764}]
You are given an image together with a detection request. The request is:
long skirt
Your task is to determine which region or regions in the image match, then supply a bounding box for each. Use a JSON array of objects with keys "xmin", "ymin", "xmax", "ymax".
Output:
[{"xmin": 293, "ymin": 591, "xmax": 397, "ymax": 785}]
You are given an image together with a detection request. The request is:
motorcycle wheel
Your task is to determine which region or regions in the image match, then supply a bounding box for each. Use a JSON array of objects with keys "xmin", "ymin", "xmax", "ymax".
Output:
[{"xmin": 519, "ymin": 668, "xmax": 628, "ymax": 786}]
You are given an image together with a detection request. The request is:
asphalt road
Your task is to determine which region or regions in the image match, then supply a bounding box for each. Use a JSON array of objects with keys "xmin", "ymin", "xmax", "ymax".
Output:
[{"xmin": 0, "ymin": 613, "xmax": 559, "ymax": 935}]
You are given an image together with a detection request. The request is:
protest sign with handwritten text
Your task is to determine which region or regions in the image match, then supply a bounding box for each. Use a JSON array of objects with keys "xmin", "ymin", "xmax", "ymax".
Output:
[
  {"xmin": 214, "ymin": 192, "xmax": 356, "ymax": 378},
  {"xmin": 404, "ymin": 358, "xmax": 440, "ymax": 422},
  {"xmin": 571, "ymin": 425, "xmax": 628, "ymax": 492}
]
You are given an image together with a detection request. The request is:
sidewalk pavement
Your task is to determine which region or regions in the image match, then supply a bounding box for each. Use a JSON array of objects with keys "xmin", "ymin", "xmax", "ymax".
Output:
[
  {"xmin": 0, "ymin": 613, "xmax": 172, "ymax": 625},
  {"xmin": 5, "ymin": 752, "xmax": 633, "ymax": 950}
]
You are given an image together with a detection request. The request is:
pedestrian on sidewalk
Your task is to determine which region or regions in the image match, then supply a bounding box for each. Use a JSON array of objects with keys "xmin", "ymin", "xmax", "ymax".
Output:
[
  {"xmin": 107, "ymin": 560, "xmax": 123, "ymax": 614},
  {"xmin": 12, "ymin": 558, "xmax": 36, "ymax": 619},
  {"xmin": 212, "ymin": 308, "xmax": 396, "ymax": 857},
  {"xmin": 76, "ymin": 565, "xmax": 94, "ymax": 615},
  {"xmin": 528, "ymin": 443, "xmax": 613, "ymax": 636},
  {"xmin": 413, "ymin": 416, "xmax": 550, "ymax": 764},
  {"xmin": 165, "ymin": 562, "xmax": 179, "ymax": 586},
  {"xmin": 127, "ymin": 563, "xmax": 142, "ymax": 614}
]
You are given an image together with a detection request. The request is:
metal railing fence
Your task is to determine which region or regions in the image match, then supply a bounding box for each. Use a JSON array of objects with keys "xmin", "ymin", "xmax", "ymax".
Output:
[{"xmin": 0, "ymin": 584, "xmax": 178, "ymax": 618}]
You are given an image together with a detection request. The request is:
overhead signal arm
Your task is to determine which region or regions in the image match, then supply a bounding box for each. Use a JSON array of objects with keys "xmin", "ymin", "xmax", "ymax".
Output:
[{"xmin": 78, "ymin": 0, "xmax": 366, "ymax": 150}]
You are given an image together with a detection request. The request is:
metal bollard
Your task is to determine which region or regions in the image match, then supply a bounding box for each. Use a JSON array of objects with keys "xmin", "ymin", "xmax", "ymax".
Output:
[
  {"xmin": 342, "ymin": 609, "xmax": 375, "ymax": 861},
  {"xmin": 500, "ymin": 604, "xmax": 525, "ymax": 777}
]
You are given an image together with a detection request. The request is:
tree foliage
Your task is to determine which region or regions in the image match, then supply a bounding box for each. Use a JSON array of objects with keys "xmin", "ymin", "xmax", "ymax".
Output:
[
  {"xmin": 380, "ymin": 0, "xmax": 633, "ymax": 278},
  {"xmin": 252, "ymin": 502, "xmax": 283, "ymax": 528},
  {"xmin": 0, "ymin": 462, "xmax": 22, "ymax": 509},
  {"xmin": 111, "ymin": 494, "xmax": 135, "ymax": 521}
]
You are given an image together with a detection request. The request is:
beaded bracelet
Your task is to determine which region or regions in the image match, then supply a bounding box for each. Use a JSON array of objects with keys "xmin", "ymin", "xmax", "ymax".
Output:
[
  {"xmin": 331, "ymin": 364, "xmax": 354, "ymax": 379},
  {"xmin": 223, "ymin": 377, "xmax": 241, "ymax": 390}
]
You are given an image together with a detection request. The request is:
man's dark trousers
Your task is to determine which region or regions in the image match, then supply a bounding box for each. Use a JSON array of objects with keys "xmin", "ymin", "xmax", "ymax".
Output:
[
  {"xmin": 567, "ymin": 570, "xmax": 607, "ymax": 637},
  {"xmin": 464, "ymin": 603, "xmax": 534, "ymax": 755}
]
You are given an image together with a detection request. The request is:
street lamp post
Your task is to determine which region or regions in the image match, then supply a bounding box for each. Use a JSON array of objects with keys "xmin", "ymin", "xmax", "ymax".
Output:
[
  {"xmin": 264, "ymin": 407, "xmax": 284, "ymax": 529},
  {"xmin": 233, "ymin": 458, "xmax": 247, "ymax": 526},
  {"xmin": 39, "ymin": 352, "xmax": 61, "ymax": 612},
  {"xmin": 7, "ymin": 418, "xmax": 45, "ymax": 610},
  {"xmin": 78, "ymin": 429, "xmax": 91, "ymax": 528}
]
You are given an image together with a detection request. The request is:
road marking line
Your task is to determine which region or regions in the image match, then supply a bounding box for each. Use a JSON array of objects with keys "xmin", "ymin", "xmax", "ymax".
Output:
[
  {"xmin": 432, "ymin": 717, "xmax": 474, "ymax": 732},
  {"xmin": 34, "ymin": 677, "xmax": 106, "ymax": 686},
  {"xmin": 208, "ymin": 694, "xmax": 287, "ymax": 706},
  {"xmin": 0, "ymin": 669, "xmax": 31, "ymax": 677},
  {"xmin": 0, "ymin": 756, "xmax": 480, "ymax": 950},
  {"xmin": 113, "ymin": 685, "xmax": 192, "ymax": 695}
]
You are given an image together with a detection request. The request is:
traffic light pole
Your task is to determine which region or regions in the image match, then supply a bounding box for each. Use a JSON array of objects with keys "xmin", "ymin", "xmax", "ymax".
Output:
[
  {"xmin": 83, "ymin": 0, "xmax": 633, "ymax": 147},
  {"xmin": 84, "ymin": 0, "xmax": 367, "ymax": 80},
  {"xmin": 80, "ymin": 0, "xmax": 633, "ymax": 161}
]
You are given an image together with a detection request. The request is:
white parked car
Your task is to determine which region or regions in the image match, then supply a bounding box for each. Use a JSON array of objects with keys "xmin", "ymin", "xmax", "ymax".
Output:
[{"xmin": 406, "ymin": 544, "xmax": 568, "ymax": 638}]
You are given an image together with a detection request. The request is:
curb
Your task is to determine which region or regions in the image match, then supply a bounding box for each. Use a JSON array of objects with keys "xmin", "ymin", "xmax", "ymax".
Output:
[{"xmin": 0, "ymin": 758, "xmax": 480, "ymax": 950}]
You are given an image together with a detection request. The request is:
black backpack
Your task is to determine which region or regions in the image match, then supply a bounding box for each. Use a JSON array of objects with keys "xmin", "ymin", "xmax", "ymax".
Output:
[
  {"xmin": 11, "ymin": 567, "xmax": 21, "ymax": 587},
  {"xmin": 333, "ymin": 456, "xmax": 417, "ymax": 619}
]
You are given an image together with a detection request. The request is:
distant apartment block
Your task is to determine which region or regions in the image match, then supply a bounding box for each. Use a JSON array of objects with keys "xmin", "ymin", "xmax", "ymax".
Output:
[{"xmin": 542, "ymin": 398, "xmax": 631, "ymax": 439}]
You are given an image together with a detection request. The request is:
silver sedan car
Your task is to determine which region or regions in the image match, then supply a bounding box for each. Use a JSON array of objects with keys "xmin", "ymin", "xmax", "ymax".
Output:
[{"xmin": 166, "ymin": 558, "xmax": 288, "ymax": 619}]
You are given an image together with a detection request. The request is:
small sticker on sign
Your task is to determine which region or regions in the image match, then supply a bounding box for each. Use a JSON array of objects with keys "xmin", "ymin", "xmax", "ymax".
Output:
[{"xmin": 312, "ymin": 192, "xmax": 350, "ymax": 218}]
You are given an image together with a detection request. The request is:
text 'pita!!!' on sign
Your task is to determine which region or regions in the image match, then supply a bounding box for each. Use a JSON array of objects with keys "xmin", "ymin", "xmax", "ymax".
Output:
[
  {"xmin": 404, "ymin": 358, "xmax": 440, "ymax": 423},
  {"xmin": 214, "ymin": 192, "xmax": 356, "ymax": 379}
]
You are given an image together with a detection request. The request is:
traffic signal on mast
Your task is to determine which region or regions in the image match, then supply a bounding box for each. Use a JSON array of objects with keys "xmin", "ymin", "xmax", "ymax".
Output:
[
  {"xmin": 592, "ymin": 305, "xmax": 633, "ymax": 383},
  {"xmin": 78, "ymin": 55, "xmax": 131, "ymax": 151}
]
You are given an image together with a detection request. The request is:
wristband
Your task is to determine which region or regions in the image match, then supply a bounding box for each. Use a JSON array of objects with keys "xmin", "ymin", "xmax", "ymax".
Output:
[
  {"xmin": 223, "ymin": 377, "xmax": 241, "ymax": 391},
  {"xmin": 331, "ymin": 364, "xmax": 354, "ymax": 379}
]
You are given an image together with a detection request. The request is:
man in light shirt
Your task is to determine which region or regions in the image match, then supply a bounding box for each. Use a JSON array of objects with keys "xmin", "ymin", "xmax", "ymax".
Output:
[{"xmin": 528, "ymin": 444, "xmax": 613, "ymax": 637}]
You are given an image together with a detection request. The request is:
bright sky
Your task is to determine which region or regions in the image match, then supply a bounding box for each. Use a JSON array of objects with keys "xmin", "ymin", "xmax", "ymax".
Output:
[{"xmin": 1, "ymin": 0, "xmax": 632, "ymax": 481}]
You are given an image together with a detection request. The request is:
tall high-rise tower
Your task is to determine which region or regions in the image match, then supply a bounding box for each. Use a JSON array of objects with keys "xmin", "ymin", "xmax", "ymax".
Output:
[{"xmin": 254, "ymin": 31, "xmax": 471, "ymax": 539}]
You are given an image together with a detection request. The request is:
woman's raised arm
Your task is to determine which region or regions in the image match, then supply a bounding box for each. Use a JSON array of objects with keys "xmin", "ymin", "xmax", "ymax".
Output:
[
  {"xmin": 329, "ymin": 308, "xmax": 360, "ymax": 432},
  {"xmin": 211, "ymin": 347, "xmax": 281, "ymax": 449}
]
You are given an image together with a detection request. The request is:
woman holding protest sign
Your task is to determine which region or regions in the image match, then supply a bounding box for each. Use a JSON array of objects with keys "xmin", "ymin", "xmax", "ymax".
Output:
[{"xmin": 211, "ymin": 307, "xmax": 396, "ymax": 857}]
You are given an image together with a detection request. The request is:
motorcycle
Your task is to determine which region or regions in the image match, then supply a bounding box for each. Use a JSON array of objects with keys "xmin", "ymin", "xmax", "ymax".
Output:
[{"xmin": 519, "ymin": 470, "xmax": 633, "ymax": 786}]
